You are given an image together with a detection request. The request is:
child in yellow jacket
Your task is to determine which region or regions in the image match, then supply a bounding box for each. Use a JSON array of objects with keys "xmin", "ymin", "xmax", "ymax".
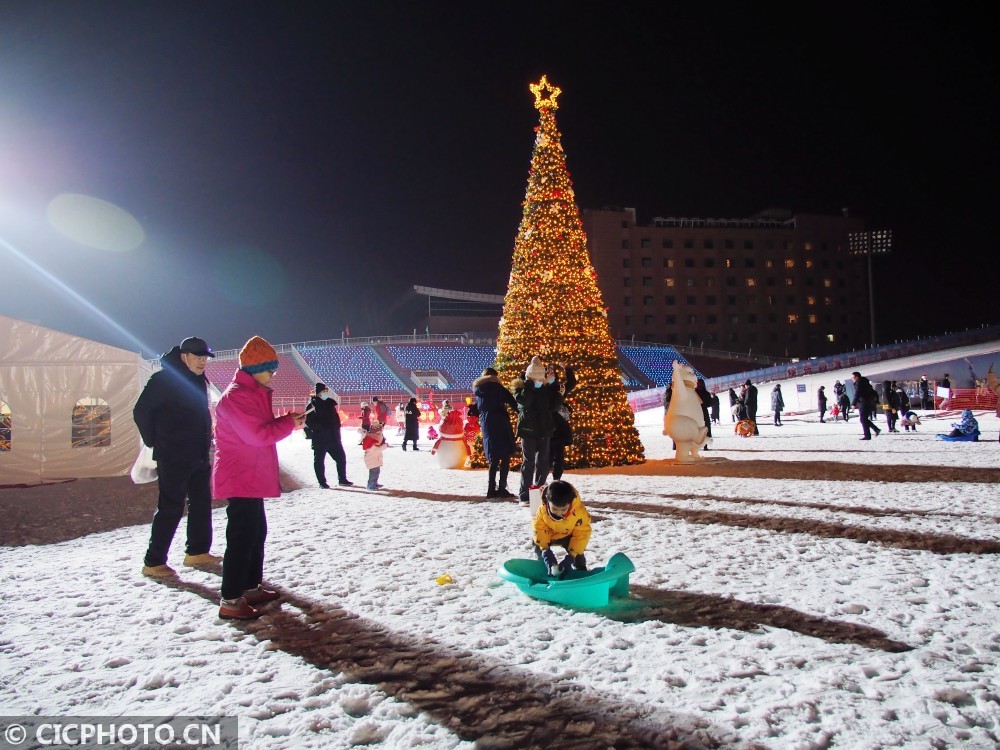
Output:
[{"xmin": 532, "ymin": 480, "xmax": 592, "ymax": 577}]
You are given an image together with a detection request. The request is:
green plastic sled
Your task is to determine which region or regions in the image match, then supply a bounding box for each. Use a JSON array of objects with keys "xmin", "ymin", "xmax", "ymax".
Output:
[{"xmin": 497, "ymin": 552, "xmax": 636, "ymax": 608}]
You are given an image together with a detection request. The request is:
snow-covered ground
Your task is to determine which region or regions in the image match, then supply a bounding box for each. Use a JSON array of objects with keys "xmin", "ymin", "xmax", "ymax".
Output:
[{"xmin": 2, "ymin": 407, "xmax": 999, "ymax": 748}]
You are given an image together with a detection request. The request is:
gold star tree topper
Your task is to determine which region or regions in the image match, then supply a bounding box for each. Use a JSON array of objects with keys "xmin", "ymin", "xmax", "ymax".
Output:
[{"xmin": 530, "ymin": 75, "xmax": 562, "ymax": 111}]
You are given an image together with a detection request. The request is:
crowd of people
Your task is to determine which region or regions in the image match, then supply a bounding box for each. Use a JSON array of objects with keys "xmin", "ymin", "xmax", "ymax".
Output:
[{"xmin": 134, "ymin": 337, "xmax": 993, "ymax": 621}]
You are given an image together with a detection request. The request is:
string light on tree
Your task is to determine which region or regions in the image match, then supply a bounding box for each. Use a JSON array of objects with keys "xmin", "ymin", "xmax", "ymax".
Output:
[{"xmin": 473, "ymin": 76, "xmax": 645, "ymax": 469}]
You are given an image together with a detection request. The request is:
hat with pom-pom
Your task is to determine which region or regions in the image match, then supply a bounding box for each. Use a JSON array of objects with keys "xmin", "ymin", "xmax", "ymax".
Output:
[
  {"xmin": 239, "ymin": 336, "xmax": 279, "ymax": 374},
  {"xmin": 525, "ymin": 355, "xmax": 546, "ymax": 382}
]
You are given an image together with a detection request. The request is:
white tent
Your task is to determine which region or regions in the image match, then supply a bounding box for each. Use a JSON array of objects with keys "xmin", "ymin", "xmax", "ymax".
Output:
[{"xmin": 0, "ymin": 316, "xmax": 151, "ymax": 485}]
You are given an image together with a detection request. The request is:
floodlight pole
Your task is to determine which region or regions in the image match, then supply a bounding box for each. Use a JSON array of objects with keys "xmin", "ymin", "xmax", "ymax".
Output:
[
  {"xmin": 866, "ymin": 251, "xmax": 875, "ymax": 347},
  {"xmin": 849, "ymin": 229, "xmax": 893, "ymax": 349}
]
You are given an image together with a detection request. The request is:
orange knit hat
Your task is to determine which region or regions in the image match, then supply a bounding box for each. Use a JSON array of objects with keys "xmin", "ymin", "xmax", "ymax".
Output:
[{"xmin": 239, "ymin": 335, "xmax": 279, "ymax": 374}]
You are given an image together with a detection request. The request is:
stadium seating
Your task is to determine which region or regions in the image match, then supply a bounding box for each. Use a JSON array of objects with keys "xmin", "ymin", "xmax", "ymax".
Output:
[
  {"xmin": 297, "ymin": 344, "xmax": 406, "ymax": 393},
  {"xmin": 618, "ymin": 345, "xmax": 701, "ymax": 387},
  {"xmin": 383, "ymin": 344, "xmax": 495, "ymax": 390}
]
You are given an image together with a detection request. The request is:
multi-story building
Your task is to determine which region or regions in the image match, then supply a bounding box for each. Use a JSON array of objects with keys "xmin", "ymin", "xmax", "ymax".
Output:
[{"xmin": 582, "ymin": 207, "xmax": 871, "ymax": 359}]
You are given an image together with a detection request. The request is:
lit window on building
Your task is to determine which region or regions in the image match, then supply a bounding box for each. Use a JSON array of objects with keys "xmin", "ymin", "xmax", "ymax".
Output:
[
  {"xmin": 746, "ymin": 278, "xmax": 756, "ymax": 287},
  {"xmin": 725, "ymin": 258, "xmax": 733, "ymax": 268},
  {"xmin": 805, "ymin": 259, "xmax": 814, "ymax": 268},
  {"xmin": 827, "ymin": 334, "xmax": 836, "ymax": 342},
  {"xmin": 804, "ymin": 241, "xmax": 813, "ymax": 251},
  {"xmin": 785, "ymin": 277, "xmax": 794, "ymax": 286},
  {"xmin": 788, "ymin": 314, "xmax": 799, "ymax": 324},
  {"xmin": 664, "ymin": 278, "xmax": 675, "ymax": 287},
  {"xmin": 784, "ymin": 259, "xmax": 795, "ymax": 268},
  {"xmin": 823, "ymin": 278, "xmax": 832, "ymax": 288},
  {"xmin": 807, "ymin": 296, "xmax": 816, "ymax": 305},
  {"xmin": 808, "ymin": 315, "xmax": 817, "ymax": 324},
  {"xmin": 824, "ymin": 297, "xmax": 832, "ymax": 306},
  {"xmin": 664, "ymin": 258, "xmax": 675, "ymax": 268},
  {"xmin": 765, "ymin": 259, "xmax": 774, "ymax": 268}
]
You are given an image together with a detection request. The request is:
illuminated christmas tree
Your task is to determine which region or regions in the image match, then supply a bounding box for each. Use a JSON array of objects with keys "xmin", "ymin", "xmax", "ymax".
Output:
[{"xmin": 483, "ymin": 76, "xmax": 645, "ymax": 468}]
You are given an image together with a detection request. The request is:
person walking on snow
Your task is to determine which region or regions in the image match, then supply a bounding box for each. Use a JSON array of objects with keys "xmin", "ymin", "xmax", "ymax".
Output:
[
  {"xmin": 304, "ymin": 383, "xmax": 352, "ymax": 488},
  {"xmin": 771, "ymin": 383, "xmax": 784, "ymax": 426}
]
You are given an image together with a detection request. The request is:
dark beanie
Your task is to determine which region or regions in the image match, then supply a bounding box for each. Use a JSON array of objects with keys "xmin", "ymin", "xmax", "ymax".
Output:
[{"xmin": 315, "ymin": 382, "xmax": 328, "ymax": 393}]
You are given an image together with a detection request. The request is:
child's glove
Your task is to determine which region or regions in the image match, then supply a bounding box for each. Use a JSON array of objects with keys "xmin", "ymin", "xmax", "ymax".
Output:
[
  {"xmin": 558, "ymin": 555, "xmax": 574, "ymax": 576},
  {"xmin": 573, "ymin": 553, "xmax": 587, "ymax": 571},
  {"xmin": 541, "ymin": 549, "xmax": 558, "ymax": 577}
]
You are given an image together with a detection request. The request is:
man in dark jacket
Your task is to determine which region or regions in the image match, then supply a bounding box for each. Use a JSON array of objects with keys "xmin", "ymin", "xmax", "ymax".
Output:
[
  {"xmin": 305, "ymin": 383, "xmax": 352, "ymax": 488},
  {"xmin": 851, "ymin": 371, "xmax": 881, "ymax": 440},
  {"xmin": 134, "ymin": 337, "xmax": 218, "ymax": 577}
]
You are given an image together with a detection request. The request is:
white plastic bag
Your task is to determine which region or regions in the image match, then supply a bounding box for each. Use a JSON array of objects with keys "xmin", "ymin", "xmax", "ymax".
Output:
[
  {"xmin": 130, "ymin": 442, "xmax": 158, "ymax": 484},
  {"xmin": 528, "ymin": 484, "xmax": 544, "ymax": 517}
]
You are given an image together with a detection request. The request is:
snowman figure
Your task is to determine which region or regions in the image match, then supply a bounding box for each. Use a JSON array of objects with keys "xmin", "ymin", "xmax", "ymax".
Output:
[{"xmin": 430, "ymin": 400, "xmax": 468, "ymax": 469}]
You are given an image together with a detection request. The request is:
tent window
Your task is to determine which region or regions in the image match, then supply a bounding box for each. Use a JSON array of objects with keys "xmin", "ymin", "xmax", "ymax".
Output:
[
  {"xmin": 72, "ymin": 397, "xmax": 111, "ymax": 448},
  {"xmin": 0, "ymin": 401, "xmax": 10, "ymax": 452}
]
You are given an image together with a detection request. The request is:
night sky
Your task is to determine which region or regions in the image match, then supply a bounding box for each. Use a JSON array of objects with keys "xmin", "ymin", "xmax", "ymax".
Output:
[{"xmin": 0, "ymin": 3, "xmax": 994, "ymax": 358}]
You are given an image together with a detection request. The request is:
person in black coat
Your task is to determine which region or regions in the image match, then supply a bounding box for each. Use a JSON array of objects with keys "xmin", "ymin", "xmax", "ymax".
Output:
[
  {"xmin": 133, "ymin": 336, "xmax": 218, "ymax": 577},
  {"xmin": 851, "ymin": 371, "xmax": 881, "ymax": 440},
  {"xmin": 514, "ymin": 355, "xmax": 562, "ymax": 507},
  {"xmin": 548, "ymin": 363, "xmax": 577, "ymax": 480},
  {"xmin": 305, "ymin": 383, "xmax": 352, "ymax": 488},
  {"xmin": 710, "ymin": 392, "xmax": 721, "ymax": 425},
  {"xmin": 743, "ymin": 379, "xmax": 759, "ymax": 435},
  {"xmin": 402, "ymin": 397, "xmax": 421, "ymax": 450},
  {"xmin": 817, "ymin": 385, "xmax": 828, "ymax": 423},
  {"xmin": 474, "ymin": 367, "xmax": 519, "ymax": 498},
  {"xmin": 695, "ymin": 378, "xmax": 712, "ymax": 439}
]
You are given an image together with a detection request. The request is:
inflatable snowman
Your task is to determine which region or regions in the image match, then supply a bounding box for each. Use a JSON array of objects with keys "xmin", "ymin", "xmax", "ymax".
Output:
[{"xmin": 431, "ymin": 409, "xmax": 469, "ymax": 469}]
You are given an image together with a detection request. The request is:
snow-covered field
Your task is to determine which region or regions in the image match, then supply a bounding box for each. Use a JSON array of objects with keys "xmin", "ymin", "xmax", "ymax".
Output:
[{"xmin": 2, "ymin": 407, "xmax": 999, "ymax": 748}]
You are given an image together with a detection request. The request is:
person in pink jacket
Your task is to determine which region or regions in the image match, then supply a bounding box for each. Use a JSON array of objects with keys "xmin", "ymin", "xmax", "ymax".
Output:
[{"xmin": 213, "ymin": 335, "xmax": 306, "ymax": 620}]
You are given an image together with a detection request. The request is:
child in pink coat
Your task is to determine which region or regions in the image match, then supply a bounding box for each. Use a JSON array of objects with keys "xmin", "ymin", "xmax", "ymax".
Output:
[{"xmin": 213, "ymin": 336, "xmax": 305, "ymax": 620}]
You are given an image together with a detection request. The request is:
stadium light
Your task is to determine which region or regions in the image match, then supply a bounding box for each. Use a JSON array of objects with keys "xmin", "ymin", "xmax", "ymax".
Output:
[{"xmin": 849, "ymin": 229, "xmax": 893, "ymax": 347}]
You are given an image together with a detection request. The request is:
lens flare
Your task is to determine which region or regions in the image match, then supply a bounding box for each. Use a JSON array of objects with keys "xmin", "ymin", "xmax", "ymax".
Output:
[
  {"xmin": 46, "ymin": 194, "xmax": 145, "ymax": 252},
  {"xmin": 211, "ymin": 245, "xmax": 288, "ymax": 306}
]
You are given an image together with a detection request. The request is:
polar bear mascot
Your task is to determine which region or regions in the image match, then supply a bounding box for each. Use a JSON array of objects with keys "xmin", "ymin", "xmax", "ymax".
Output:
[{"xmin": 663, "ymin": 360, "xmax": 710, "ymax": 463}]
